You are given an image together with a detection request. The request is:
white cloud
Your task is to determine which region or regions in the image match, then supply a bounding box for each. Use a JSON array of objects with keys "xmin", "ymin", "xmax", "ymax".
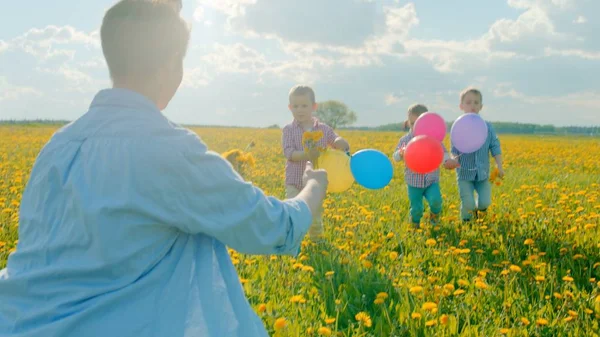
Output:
[
  {"xmin": 0, "ymin": 40, "xmax": 8, "ymax": 54},
  {"xmin": 202, "ymin": 43, "xmax": 268, "ymax": 73},
  {"xmin": 11, "ymin": 25, "xmax": 99, "ymax": 59},
  {"xmin": 193, "ymin": 6, "xmax": 204, "ymax": 22},
  {"xmin": 573, "ymin": 15, "xmax": 586, "ymax": 24},
  {"xmin": 493, "ymin": 83, "xmax": 600, "ymax": 111},
  {"xmin": 196, "ymin": 0, "xmax": 256, "ymax": 18},
  {"xmin": 544, "ymin": 47, "xmax": 600, "ymax": 60},
  {"xmin": 0, "ymin": 77, "xmax": 42, "ymax": 102},
  {"xmin": 182, "ymin": 67, "xmax": 213, "ymax": 88},
  {"xmin": 384, "ymin": 93, "xmax": 403, "ymax": 106},
  {"xmin": 487, "ymin": 8, "xmax": 556, "ymax": 43},
  {"xmin": 78, "ymin": 57, "xmax": 106, "ymax": 69},
  {"xmin": 398, "ymin": 0, "xmax": 598, "ymax": 73},
  {"xmin": 226, "ymin": 0, "xmax": 383, "ymax": 47},
  {"xmin": 0, "ymin": 25, "xmax": 104, "ymax": 97}
]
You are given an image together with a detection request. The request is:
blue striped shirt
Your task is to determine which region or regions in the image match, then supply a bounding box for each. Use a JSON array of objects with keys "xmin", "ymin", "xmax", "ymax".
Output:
[
  {"xmin": 451, "ymin": 121, "xmax": 502, "ymax": 181},
  {"xmin": 393, "ymin": 131, "xmax": 449, "ymax": 188}
]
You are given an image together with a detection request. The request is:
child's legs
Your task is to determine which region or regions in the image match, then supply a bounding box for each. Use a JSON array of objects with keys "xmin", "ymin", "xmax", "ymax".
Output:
[
  {"xmin": 458, "ymin": 180, "xmax": 476, "ymax": 220},
  {"xmin": 407, "ymin": 185, "xmax": 425, "ymax": 224},
  {"xmin": 288, "ymin": 185, "xmax": 324, "ymax": 239},
  {"xmin": 424, "ymin": 182, "xmax": 443, "ymax": 216},
  {"xmin": 474, "ymin": 180, "xmax": 492, "ymax": 211}
]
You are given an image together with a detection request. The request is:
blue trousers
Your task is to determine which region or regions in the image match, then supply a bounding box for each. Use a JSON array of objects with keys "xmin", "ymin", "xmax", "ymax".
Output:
[
  {"xmin": 458, "ymin": 179, "xmax": 492, "ymax": 220},
  {"xmin": 407, "ymin": 183, "xmax": 442, "ymax": 224}
]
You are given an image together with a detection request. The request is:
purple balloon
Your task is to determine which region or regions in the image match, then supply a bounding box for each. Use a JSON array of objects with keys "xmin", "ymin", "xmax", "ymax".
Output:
[{"xmin": 450, "ymin": 113, "xmax": 488, "ymax": 153}]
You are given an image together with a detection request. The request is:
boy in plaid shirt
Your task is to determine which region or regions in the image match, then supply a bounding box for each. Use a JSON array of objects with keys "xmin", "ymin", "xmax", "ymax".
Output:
[
  {"xmin": 393, "ymin": 104, "xmax": 459, "ymax": 228},
  {"xmin": 282, "ymin": 85, "xmax": 350, "ymax": 241},
  {"xmin": 451, "ymin": 87, "xmax": 504, "ymax": 221}
]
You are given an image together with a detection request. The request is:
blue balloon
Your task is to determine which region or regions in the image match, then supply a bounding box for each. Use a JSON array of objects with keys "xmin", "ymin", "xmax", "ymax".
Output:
[{"xmin": 350, "ymin": 149, "xmax": 393, "ymax": 189}]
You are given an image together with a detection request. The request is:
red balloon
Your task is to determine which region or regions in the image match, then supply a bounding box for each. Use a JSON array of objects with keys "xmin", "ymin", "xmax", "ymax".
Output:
[{"xmin": 404, "ymin": 135, "xmax": 444, "ymax": 174}]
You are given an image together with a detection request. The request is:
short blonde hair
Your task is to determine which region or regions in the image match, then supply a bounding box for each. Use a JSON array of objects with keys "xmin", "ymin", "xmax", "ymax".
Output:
[
  {"xmin": 460, "ymin": 87, "xmax": 483, "ymax": 103},
  {"xmin": 288, "ymin": 84, "xmax": 316, "ymax": 104},
  {"xmin": 101, "ymin": 0, "xmax": 190, "ymax": 81}
]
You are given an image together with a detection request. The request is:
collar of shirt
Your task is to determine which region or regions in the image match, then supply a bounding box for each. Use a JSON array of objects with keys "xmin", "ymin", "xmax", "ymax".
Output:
[
  {"xmin": 89, "ymin": 88, "xmax": 162, "ymax": 118},
  {"xmin": 292, "ymin": 117, "xmax": 319, "ymax": 129}
]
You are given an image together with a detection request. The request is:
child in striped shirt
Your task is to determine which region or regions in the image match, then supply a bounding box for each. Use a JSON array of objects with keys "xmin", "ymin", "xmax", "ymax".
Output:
[
  {"xmin": 393, "ymin": 104, "xmax": 457, "ymax": 228},
  {"xmin": 451, "ymin": 87, "xmax": 504, "ymax": 222},
  {"xmin": 282, "ymin": 85, "xmax": 350, "ymax": 240}
]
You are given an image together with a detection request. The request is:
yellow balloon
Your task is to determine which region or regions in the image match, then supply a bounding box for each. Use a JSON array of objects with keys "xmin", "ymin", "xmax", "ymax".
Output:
[{"xmin": 318, "ymin": 149, "xmax": 354, "ymax": 193}]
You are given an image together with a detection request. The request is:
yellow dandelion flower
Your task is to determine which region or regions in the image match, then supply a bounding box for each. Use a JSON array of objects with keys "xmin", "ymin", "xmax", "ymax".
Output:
[
  {"xmin": 325, "ymin": 317, "xmax": 336, "ymax": 324},
  {"xmin": 536, "ymin": 318, "xmax": 548, "ymax": 326},
  {"xmin": 411, "ymin": 312, "xmax": 422, "ymax": 319},
  {"xmin": 443, "ymin": 283, "xmax": 455, "ymax": 292},
  {"xmin": 290, "ymin": 295, "xmax": 306, "ymax": 303},
  {"xmin": 355, "ymin": 312, "xmax": 372, "ymax": 327},
  {"xmin": 457, "ymin": 279, "xmax": 469, "ymax": 287},
  {"xmin": 475, "ymin": 280, "xmax": 489, "ymax": 289},
  {"xmin": 524, "ymin": 238, "xmax": 535, "ymax": 245},
  {"xmin": 425, "ymin": 238, "xmax": 436, "ymax": 247},
  {"xmin": 521, "ymin": 317, "xmax": 530, "ymax": 326},
  {"xmin": 422, "ymin": 302, "xmax": 437, "ymax": 311},
  {"xmin": 409, "ymin": 286, "xmax": 424, "ymax": 294},
  {"xmin": 274, "ymin": 317, "xmax": 287, "ymax": 330},
  {"xmin": 425, "ymin": 319, "xmax": 437, "ymax": 327},
  {"xmin": 563, "ymin": 276, "xmax": 574, "ymax": 282},
  {"xmin": 317, "ymin": 327, "xmax": 332, "ymax": 336},
  {"xmin": 453, "ymin": 289, "xmax": 466, "ymax": 296},
  {"xmin": 376, "ymin": 292, "xmax": 388, "ymax": 299},
  {"xmin": 509, "ymin": 265, "xmax": 522, "ymax": 272}
]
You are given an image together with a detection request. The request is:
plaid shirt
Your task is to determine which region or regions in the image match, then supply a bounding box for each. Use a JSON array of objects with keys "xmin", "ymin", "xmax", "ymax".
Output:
[
  {"xmin": 393, "ymin": 131, "xmax": 449, "ymax": 188},
  {"xmin": 451, "ymin": 121, "xmax": 502, "ymax": 181},
  {"xmin": 282, "ymin": 118, "xmax": 338, "ymax": 189}
]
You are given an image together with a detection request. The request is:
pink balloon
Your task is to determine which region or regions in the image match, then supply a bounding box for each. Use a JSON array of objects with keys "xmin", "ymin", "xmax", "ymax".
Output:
[{"xmin": 413, "ymin": 112, "xmax": 446, "ymax": 142}]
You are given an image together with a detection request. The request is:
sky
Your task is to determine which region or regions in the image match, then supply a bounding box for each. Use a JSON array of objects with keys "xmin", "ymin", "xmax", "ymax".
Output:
[{"xmin": 0, "ymin": 0, "xmax": 599, "ymax": 127}]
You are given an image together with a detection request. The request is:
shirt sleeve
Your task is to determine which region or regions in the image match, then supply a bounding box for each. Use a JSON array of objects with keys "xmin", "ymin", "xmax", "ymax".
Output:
[
  {"xmin": 322, "ymin": 124, "xmax": 339, "ymax": 146},
  {"xmin": 144, "ymin": 136, "xmax": 313, "ymax": 257},
  {"xmin": 282, "ymin": 125, "xmax": 296, "ymax": 160},
  {"xmin": 451, "ymin": 142, "xmax": 460, "ymax": 156},
  {"xmin": 488, "ymin": 124, "xmax": 502, "ymax": 157},
  {"xmin": 392, "ymin": 135, "xmax": 409, "ymax": 162}
]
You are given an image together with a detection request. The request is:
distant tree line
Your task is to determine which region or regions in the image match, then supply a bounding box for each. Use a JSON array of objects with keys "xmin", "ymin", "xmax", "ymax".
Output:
[
  {"xmin": 1, "ymin": 119, "xmax": 598, "ymax": 136},
  {"xmin": 344, "ymin": 121, "xmax": 599, "ymax": 136}
]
